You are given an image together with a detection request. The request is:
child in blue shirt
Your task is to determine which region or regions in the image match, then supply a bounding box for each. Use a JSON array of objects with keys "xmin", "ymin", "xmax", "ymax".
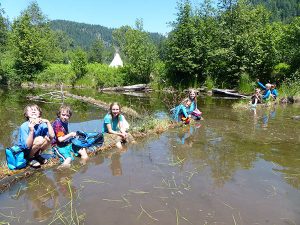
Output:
[
  {"xmin": 18, "ymin": 104, "xmax": 55, "ymax": 168},
  {"xmin": 172, "ymin": 98, "xmax": 192, "ymax": 124},
  {"xmin": 102, "ymin": 102, "xmax": 132, "ymax": 149},
  {"xmin": 257, "ymin": 80, "xmax": 274, "ymax": 102}
]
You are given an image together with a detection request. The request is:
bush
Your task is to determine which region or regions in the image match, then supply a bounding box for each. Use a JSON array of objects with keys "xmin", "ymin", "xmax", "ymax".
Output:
[
  {"xmin": 85, "ymin": 64, "xmax": 125, "ymax": 88},
  {"xmin": 279, "ymin": 76, "xmax": 300, "ymax": 97},
  {"xmin": 238, "ymin": 73, "xmax": 254, "ymax": 94},
  {"xmin": 36, "ymin": 64, "xmax": 74, "ymax": 85},
  {"xmin": 204, "ymin": 75, "xmax": 216, "ymax": 90},
  {"xmin": 272, "ymin": 63, "xmax": 291, "ymax": 82},
  {"xmin": 150, "ymin": 61, "xmax": 167, "ymax": 90}
]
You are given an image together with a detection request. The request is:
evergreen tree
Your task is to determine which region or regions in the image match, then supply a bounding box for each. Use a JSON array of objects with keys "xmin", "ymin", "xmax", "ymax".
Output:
[{"xmin": 88, "ymin": 39, "xmax": 104, "ymax": 63}]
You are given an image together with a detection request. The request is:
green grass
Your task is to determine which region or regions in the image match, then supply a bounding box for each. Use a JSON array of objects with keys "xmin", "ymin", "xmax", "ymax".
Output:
[{"xmin": 278, "ymin": 78, "xmax": 300, "ymax": 97}]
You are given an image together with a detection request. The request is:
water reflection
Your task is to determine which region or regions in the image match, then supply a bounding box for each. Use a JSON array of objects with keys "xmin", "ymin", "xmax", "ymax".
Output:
[{"xmin": 1, "ymin": 88, "xmax": 300, "ymax": 224}]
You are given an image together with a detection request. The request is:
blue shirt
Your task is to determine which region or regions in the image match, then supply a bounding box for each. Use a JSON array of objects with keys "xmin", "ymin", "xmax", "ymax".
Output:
[
  {"xmin": 172, "ymin": 104, "xmax": 189, "ymax": 122},
  {"xmin": 102, "ymin": 113, "xmax": 124, "ymax": 133},
  {"xmin": 187, "ymin": 100, "xmax": 197, "ymax": 115},
  {"xmin": 271, "ymin": 89, "xmax": 278, "ymax": 98},
  {"xmin": 18, "ymin": 121, "xmax": 49, "ymax": 150},
  {"xmin": 257, "ymin": 81, "xmax": 271, "ymax": 100}
]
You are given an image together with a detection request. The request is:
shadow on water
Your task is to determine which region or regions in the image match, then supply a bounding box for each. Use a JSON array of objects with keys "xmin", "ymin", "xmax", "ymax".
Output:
[{"xmin": 0, "ymin": 87, "xmax": 300, "ymax": 224}]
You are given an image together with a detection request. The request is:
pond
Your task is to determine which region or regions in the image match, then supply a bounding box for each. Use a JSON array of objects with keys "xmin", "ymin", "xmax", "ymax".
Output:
[{"xmin": 0, "ymin": 87, "xmax": 300, "ymax": 225}]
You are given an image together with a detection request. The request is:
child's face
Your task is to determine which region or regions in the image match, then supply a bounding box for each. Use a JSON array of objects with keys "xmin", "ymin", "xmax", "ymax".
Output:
[
  {"xmin": 184, "ymin": 101, "xmax": 192, "ymax": 107},
  {"xmin": 59, "ymin": 110, "xmax": 70, "ymax": 122},
  {"xmin": 111, "ymin": 105, "xmax": 120, "ymax": 117},
  {"xmin": 189, "ymin": 91, "xmax": 196, "ymax": 99},
  {"xmin": 26, "ymin": 106, "xmax": 40, "ymax": 119}
]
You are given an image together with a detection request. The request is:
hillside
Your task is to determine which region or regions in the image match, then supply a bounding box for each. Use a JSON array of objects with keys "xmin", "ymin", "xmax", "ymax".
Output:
[
  {"xmin": 250, "ymin": 0, "xmax": 300, "ymax": 22},
  {"xmin": 49, "ymin": 20, "xmax": 165, "ymax": 50}
]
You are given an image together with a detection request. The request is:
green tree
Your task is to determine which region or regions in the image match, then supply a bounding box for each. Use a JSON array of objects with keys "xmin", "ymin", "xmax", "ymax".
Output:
[
  {"xmin": 113, "ymin": 21, "xmax": 158, "ymax": 84},
  {"xmin": 88, "ymin": 39, "xmax": 104, "ymax": 63},
  {"xmin": 165, "ymin": 0, "xmax": 198, "ymax": 86},
  {"xmin": 0, "ymin": 4, "xmax": 8, "ymax": 50},
  {"xmin": 10, "ymin": 2, "xmax": 52, "ymax": 81},
  {"xmin": 71, "ymin": 48, "xmax": 87, "ymax": 85}
]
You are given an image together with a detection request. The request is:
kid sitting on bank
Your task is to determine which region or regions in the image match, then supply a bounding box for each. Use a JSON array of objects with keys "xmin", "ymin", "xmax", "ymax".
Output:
[
  {"xmin": 52, "ymin": 105, "xmax": 88, "ymax": 167},
  {"xmin": 102, "ymin": 102, "xmax": 133, "ymax": 149},
  {"xmin": 18, "ymin": 104, "xmax": 55, "ymax": 168}
]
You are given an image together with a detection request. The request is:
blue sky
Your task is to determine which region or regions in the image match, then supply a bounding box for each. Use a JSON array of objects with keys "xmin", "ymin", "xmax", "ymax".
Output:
[{"xmin": 0, "ymin": 0, "xmax": 183, "ymax": 34}]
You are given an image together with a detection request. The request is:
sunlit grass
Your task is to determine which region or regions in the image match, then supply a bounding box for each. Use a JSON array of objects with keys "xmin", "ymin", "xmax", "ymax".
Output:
[{"xmin": 278, "ymin": 78, "xmax": 300, "ymax": 97}]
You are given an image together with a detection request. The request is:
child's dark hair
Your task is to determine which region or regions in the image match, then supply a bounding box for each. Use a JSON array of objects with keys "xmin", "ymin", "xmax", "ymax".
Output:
[
  {"xmin": 23, "ymin": 104, "xmax": 42, "ymax": 120},
  {"xmin": 57, "ymin": 105, "xmax": 72, "ymax": 118}
]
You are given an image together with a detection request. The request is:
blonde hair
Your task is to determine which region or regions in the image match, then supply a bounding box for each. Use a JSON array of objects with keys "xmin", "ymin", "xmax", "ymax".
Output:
[
  {"xmin": 181, "ymin": 98, "xmax": 192, "ymax": 106},
  {"xmin": 23, "ymin": 104, "xmax": 42, "ymax": 120}
]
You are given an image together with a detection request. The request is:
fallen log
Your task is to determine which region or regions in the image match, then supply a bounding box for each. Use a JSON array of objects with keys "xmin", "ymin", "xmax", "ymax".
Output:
[
  {"xmin": 65, "ymin": 92, "xmax": 141, "ymax": 118},
  {"xmin": 99, "ymin": 84, "xmax": 152, "ymax": 92},
  {"xmin": 212, "ymin": 88, "xmax": 249, "ymax": 98}
]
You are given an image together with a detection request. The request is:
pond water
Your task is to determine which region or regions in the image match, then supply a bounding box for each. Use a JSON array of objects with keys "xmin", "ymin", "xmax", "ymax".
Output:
[{"xmin": 0, "ymin": 87, "xmax": 300, "ymax": 225}]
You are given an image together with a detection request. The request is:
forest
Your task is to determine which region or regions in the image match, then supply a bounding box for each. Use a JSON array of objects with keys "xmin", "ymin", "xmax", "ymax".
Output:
[{"xmin": 0, "ymin": 0, "xmax": 299, "ymax": 95}]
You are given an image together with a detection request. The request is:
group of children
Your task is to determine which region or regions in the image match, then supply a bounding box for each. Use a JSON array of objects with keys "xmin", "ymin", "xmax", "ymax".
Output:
[
  {"xmin": 251, "ymin": 79, "xmax": 278, "ymax": 106},
  {"xmin": 172, "ymin": 89, "xmax": 202, "ymax": 124},
  {"xmin": 17, "ymin": 102, "xmax": 132, "ymax": 168}
]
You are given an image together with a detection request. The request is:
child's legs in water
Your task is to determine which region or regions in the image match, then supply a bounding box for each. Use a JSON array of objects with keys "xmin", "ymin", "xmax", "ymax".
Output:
[{"xmin": 78, "ymin": 148, "xmax": 88, "ymax": 159}]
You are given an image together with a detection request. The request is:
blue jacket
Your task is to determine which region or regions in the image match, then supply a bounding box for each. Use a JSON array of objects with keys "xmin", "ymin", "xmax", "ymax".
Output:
[
  {"xmin": 257, "ymin": 82, "xmax": 278, "ymax": 99},
  {"xmin": 187, "ymin": 100, "xmax": 197, "ymax": 115},
  {"xmin": 257, "ymin": 81, "xmax": 271, "ymax": 100},
  {"xmin": 172, "ymin": 104, "xmax": 189, "ymax": 122},
  {"xmin": 271, "ymin": 89, "xmax": 278, "ymax": 98}
]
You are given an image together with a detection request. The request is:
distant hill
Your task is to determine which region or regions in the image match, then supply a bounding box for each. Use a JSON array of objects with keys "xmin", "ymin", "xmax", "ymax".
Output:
[
  {"xmin": 250, "ymin": 0, "xmax": 300, "ymax": 22},
  {"xmin": 49, "ymin": 20, "xmax": 165, "ymax": 50}
]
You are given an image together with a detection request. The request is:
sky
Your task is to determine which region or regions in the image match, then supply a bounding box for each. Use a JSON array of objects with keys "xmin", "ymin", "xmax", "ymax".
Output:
[{"xmin": 0, "ymin": 0, "xmax": 182, "ymax": 34}]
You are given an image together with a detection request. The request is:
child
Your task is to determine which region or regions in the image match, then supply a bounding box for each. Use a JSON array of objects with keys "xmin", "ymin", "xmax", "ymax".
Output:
[
  {"xmin": 270, "ymin": 84, "xmax": 278, "ymax": 100},
  {"xmin": 18, "ymin": 104, "xmax": 55, "ymax": 168},
  {"xmin": 172, "ymin": 98, "xmax": 192, "ymax": 124},
  {"xmin": 257, "ymin": 79, "xmax": 272, "ymax": 102},
  {"xmin": 102, "ymin": 102, "xmax": 133, "ymax": 149},
  {"xmin": 251, "ymin": 88, "xmax": 262, "ymax": 107},
  {"xmin": 186, "ymin": 89, "xmax": 202, "ymax": 120},
  {"xmin": 52, "ymin": 105, "xmax": 88, "ymax": 167}
]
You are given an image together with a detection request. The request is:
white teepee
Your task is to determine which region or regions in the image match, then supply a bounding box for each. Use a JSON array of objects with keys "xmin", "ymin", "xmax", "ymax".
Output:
[{"xmin": 109, "ymin": 52, "xmax": 123, "ymax": 68}]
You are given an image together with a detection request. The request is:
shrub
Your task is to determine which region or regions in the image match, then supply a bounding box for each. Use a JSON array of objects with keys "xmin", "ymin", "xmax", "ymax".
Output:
[
  {"xmin": 238, "ymin": 72, "xmax": 255, "ymax": 94},
  {"xmin": 204, "ymin": 75, "xmax": 215, "ymax": 90}
]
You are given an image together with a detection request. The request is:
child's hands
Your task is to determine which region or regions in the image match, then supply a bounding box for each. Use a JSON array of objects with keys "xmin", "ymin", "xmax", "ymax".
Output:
[{"xmin": 70, "ymin": 132, "xmax": 77, "ymax": 138}]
